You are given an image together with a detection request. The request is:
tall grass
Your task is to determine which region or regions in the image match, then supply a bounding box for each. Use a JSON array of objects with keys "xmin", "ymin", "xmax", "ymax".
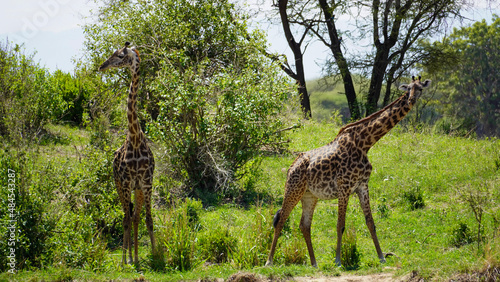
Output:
[
  {"xmin": 230, "ymin": 205, "xmax": 275, "ymax": 269},
  {"xmin": 155, "ymin": 199, "xmax": 203, "ymax": 272},
  {"xmin": 340, "ymin": 228, "xmax": 361, "ymax": 270}
]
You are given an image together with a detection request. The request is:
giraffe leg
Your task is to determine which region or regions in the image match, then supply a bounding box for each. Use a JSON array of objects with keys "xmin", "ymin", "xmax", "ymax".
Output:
[
  {"xmin": 143, "ymin": 183, "xmax": 155, "ymax": 253},
  {"xmin": 335, "ymin": 190, "xmax": 350, "ymax": 267},
  {"xmin": 357, "ymin": 187, "xmax": 385, "ymax": 263},
  {"xmin": 133, "ymin": 189, "xmax": 144, "ymax": 266},
  {"xmin": 266, "ymin": 155, "xmax": 309, "ymax": 266},
  {"xmin": 119, "ymin": 180, "xmax": 133, "ymax": 265},
  {"xmin": 265, "ymin": 197, "xmax": 299, "ymax": 267},
  {"xmin": 299, "ymin": 191, "xmax": 318, "ymax": 267},
  {"xmin": 113, "ymin": 150, "xmax": 133, "ymax": 265}
]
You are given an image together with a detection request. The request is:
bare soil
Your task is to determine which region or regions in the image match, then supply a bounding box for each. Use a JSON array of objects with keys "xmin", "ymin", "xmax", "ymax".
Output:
[{"xmin": 222, "ymin": 272, "xmax": 409, "ymax": 282}]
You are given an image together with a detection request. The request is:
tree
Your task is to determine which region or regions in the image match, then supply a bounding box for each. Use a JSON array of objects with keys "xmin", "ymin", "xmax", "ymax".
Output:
[
  {"xmin": 274, "ymin": 0, "xmax": 465, "ymax": 118},
  {"xmin": 0, "ymin": 41, "xmax": 54, "ymax": 143},
  {"xmin": 275, "ymin": 0, "xmax": 313, "ymax": 119},
  {"xmin": 81, "ymin": 0, "xmax": 293, "ymax": 199},
  {"xmin": 361, "ymin": 0, "xmax": 463, "ymax": 115},
  {"xmin": 272, "ymin": 0, "xmax": 361, "ymax": 120},
  {"xmin": 430, "ymin": 17, "xmax": 500, "ymax": 137}
]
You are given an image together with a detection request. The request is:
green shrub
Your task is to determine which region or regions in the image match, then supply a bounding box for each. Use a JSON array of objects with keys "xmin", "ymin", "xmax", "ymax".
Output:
[
  {"xmin": 50, "ymin": 213, "xmax": 110, "ymax": 271},
  {"xmin": 150, "ymin": 63, "xmax": 290, "ymax": 201},
  {"xmin": 0, "ymin": 41, "xmax": 84, "ymax": 143},
  {"xmin": 0, "ymin": 145, "xmax": 118, "ymax": 272},
  {"xmin": 450, "ymin": 222, "xmax": 475, "ymax": 248},
  {"xmin": 81, "ymin": 0, "xmax": 294, "ymax": 203},
  {"xmin": 46, "ymin": 70, "xmax": 89, "ymax": 126},
  {"xmin": 157, "ymin": 199, "xmax": 203, "ymax": 271},
  {"xmin": 340, "ymin": 228, "xmax": 361, "ymax": 270},
  {"xmin": 0, "ymin": 150, "xmax": 57, "ymax": 271},
  {"xmin": 231, "ymin": 207, "xmax": 274, "ymax": 268},
  {"xmin": 198, "ymin": 228, "xmax": 236, "ymax": 263},
  {"xmin": 62, "ymin": 146, "xmax": 122, "ymax": 248},
  {"xmin": 0, "ymin": 42, "xmax": 51, "ymax": 143},
  {"xmin": 403, "ymin": 186, "xmax": 426, "ymax": 210},
  {"xmin": 184, "ymin": 198, "xmax": 203, "ymax": 226}
]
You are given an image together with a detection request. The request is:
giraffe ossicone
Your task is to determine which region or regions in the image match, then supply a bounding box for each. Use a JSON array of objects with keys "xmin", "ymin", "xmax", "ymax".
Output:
[
  {"xmin": 266, "ymin": 77, "xmax": 431, "ymax": 267},
  {"xmin": 99, "ymin": 42, "xmax": 155, "ymax": 267}
]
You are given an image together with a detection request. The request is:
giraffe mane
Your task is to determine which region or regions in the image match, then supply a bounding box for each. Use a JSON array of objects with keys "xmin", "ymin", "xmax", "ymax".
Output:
[
  {"xmin": 336, "ymin": 91, "xmax": 408, "ymax": 136},
  {"xmin": 133, "ymin": 49, "xmax": 141, "ymax": 62}
]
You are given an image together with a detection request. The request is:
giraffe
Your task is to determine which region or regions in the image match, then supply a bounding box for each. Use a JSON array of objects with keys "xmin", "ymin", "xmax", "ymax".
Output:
[
  {"xmin": 266, "ymin": 76, "xmax": 431, "ymax": 267},
  {"xmin": 99, "ymin": 42, "xmax": 155, "ymax": 266}
]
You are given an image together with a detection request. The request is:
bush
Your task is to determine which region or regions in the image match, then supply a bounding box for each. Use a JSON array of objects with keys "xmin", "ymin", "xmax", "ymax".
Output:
[
  {"xmin": 231, "ymin": 206, "xmax": 274, "ymax": 268},
  {"xmin": 81, "ymin": 0, "xmax": 294, "ymax": 202},
  {"xmin": 198, "ymin": 228, "xmax": 236, "ymax": 264},
  {"xmin": 65, "ymin": 146, "xmax": 122, "ymax": 247},
  {"xmin": 450, "ymin": 222, "xmax": 475, "ymax": 248},
  {"xmin": 150, "ymin": 64, "xmax": 290, "ymax": 201},
  {"xmin": 46, "ymin": 70, "xmax": 89, "ymax": 126},
  {"xmin": 403, "ymin": 186, "xmax": 426, "ymax": 210},
  {"xmin": 50, "ymin": 213, "xmax": 110, "ymax": 271},
  {"xmin": 340, "ymin": 228, "xmax": 361, "ymax": 270},
  {"xmin": 157, "ymin": 199, "xmax": 203, "ymax": 272},
  {"xmin": 0, "ymin": 149, "xmax": 57, "ymax": 271},
  {"xmin": 0, "ymin": 41, "xmax": 85, "ymax": 143},
  {"xmin": 0, "ymin": 143, "xmax": 120, "ymax": 272},
  {"xmin": 0, "ymin": 42, "xmax": 51, "ymax": 143}
]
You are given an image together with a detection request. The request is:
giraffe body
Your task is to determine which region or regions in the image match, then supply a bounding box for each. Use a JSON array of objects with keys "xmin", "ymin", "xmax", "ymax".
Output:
[
  {"xmin": 266, "ymin": 77, "xmax": 431, "ymax": 267},
  {"xmin": 99, "ymin": 42, "xmax": 155, "ymax": 266}
]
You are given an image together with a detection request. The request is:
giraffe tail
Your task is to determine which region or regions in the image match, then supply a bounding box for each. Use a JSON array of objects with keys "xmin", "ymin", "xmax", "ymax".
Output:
[{"xmin": 273, "ymin": 209, "xmax": 281, "ymax": 228}]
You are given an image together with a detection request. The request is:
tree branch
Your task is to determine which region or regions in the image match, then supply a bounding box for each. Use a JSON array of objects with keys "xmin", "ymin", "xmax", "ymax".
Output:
[{"xmin": 373, "ymin": 0, "xmax": 381, "ymax": 46}]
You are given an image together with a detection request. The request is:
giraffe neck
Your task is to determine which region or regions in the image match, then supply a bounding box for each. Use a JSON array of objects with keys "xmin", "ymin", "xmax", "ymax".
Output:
[
  {"xmin": 337, "ymin": 91, "xmax": 415, "ymax": 151},
  {"xmin": 127, "ymin": 60, "xmax": 143, "ymax": 148}
]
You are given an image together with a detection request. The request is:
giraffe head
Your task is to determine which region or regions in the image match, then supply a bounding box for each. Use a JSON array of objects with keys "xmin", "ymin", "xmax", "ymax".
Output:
[
  {"xmin": 398, "ymin": 76, "xmax": 431, "ymax": 104},
  {"xmin": 99, "ymin": 42, "xmax": 141, "ymax": 72}
]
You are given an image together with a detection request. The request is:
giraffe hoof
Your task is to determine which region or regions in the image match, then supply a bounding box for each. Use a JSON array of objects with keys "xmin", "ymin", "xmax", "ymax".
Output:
[{"xmin": 265, "ymin": 260, "xmax": 273, "ymax": 267}]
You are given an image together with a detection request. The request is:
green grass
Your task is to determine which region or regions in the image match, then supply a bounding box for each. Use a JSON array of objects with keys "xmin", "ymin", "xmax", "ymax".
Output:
[{"xmin": 1, "ymin": 122, "xmax": 499, "ymax": 281}]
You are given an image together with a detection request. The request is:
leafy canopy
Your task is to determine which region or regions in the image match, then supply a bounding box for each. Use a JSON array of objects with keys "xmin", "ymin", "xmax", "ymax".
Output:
[
  {"xmin": 426, "ymin": 16, "xmax": 500, "ymax": 137},
  {"xmin": 81, "ymin": 0, "xmax": 294, "ymax": 200}
]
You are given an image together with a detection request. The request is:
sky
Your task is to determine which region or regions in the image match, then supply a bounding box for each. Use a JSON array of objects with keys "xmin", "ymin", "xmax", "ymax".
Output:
[{"xmin": 1, "ymin": 0, "xmax": 498, "ymax": 80}]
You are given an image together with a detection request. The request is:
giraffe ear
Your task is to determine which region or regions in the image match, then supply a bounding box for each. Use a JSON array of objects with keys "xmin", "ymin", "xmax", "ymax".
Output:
[
  {"xmin": 421, "ymin": 79, "xmax": 431, "ymax": 88},
  {"xmin": 399, "ymin": 84, "xmax": 410, "ymax": 91}
]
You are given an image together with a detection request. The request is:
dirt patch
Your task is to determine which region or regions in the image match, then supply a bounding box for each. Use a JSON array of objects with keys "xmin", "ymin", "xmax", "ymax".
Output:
[
  {"xmin": 202, "ymin": 268, "xmax": 500, "ymax": 282},
  {"xmin": 226, "ymin": 272, "xmax": 261, "ymax": 282},
  {"xmin": 216, "ymin": 272, "xmax": 400, "ymax": 282},
  {"xmin": 292, "ymin": 273, "xmax": 394, "ymax": 282}
]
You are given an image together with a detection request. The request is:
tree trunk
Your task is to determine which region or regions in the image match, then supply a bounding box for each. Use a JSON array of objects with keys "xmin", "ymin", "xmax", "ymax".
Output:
[
  {"xmin": 278, "ymin": 0, "xmax": 312, "ymax": 119},
  {"xmin": 366, "ymin": 48, "xmax": 390, "ymax": 115},
  {"xmin": 296, "ymin": 73, "xmax": 312, "ymax": 119},
  {"xmin": 318, "ymin": 0, "xmax": 361, "ymax": 120},
  {"xmin": 382, "ymin": 73, "xmax": 394, "ymax": 107}
]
